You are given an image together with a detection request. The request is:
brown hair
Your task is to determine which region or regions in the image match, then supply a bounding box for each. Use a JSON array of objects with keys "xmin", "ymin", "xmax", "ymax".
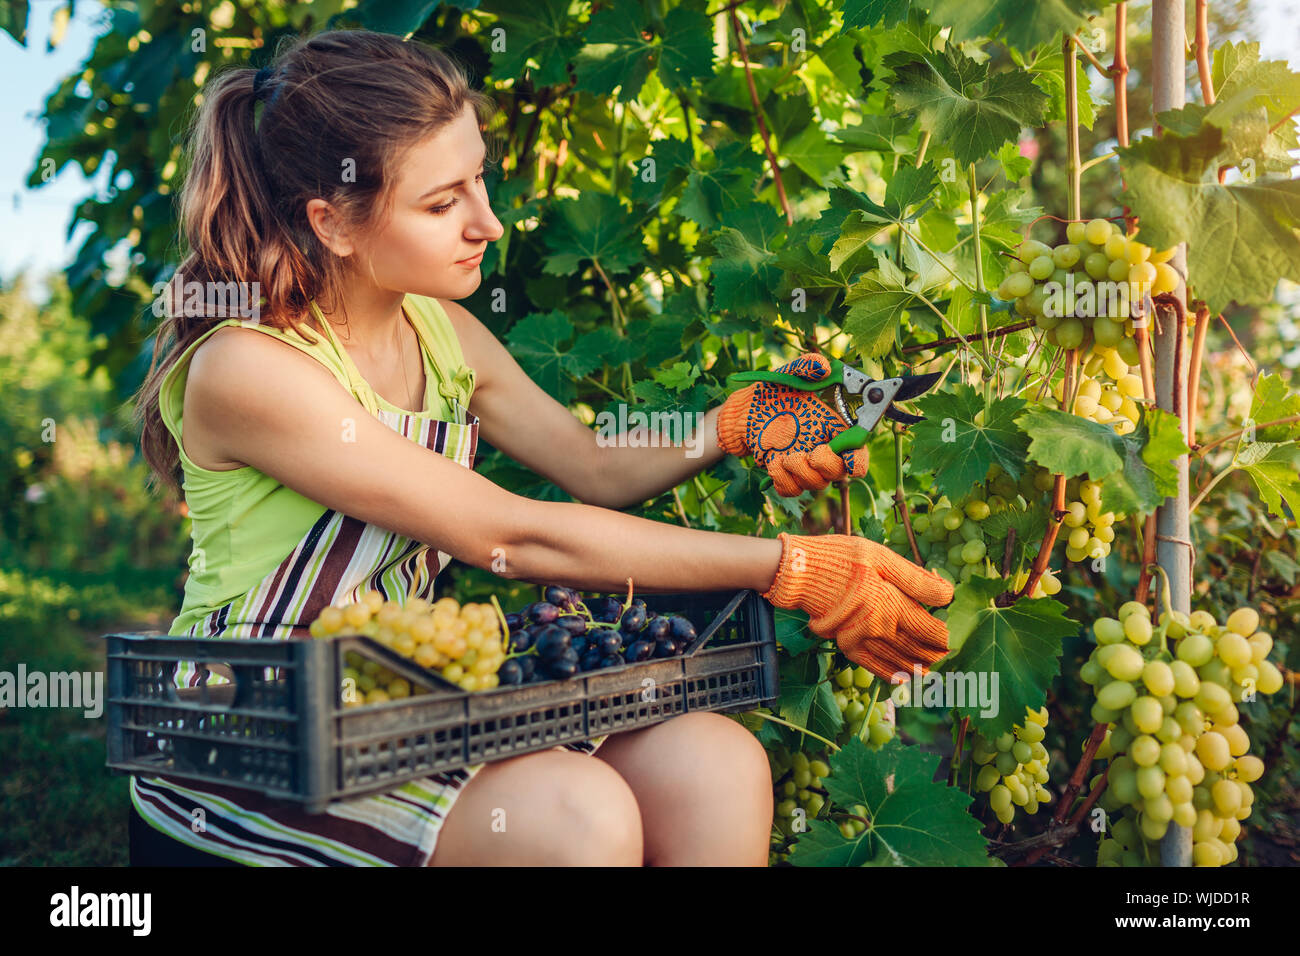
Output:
[{"xmin": 134, "ymin": 28, "xmax": 498, "ymax": 497}]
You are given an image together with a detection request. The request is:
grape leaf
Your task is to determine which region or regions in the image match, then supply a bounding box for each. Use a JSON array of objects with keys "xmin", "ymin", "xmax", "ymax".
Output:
[
  {"xmin": 939, "ymin": 576, "xmax": 1075, "ymax": 738},
  {"xmin": 859, "ymin": 514, "xmax": 888, "ymax": 543},
  {"xmin": 777, "ymin": 652, "xmax": 843, "ymax": 742},
  {"xmin": 1118, "ymin": 119, "xmax": 1300, "ymax": 313},
  {"xmin": 833, "ymin": 114, "xmax": 919, "ymax": 154},
  {"xmin": 1018, "ymin": 406, "xmax": 1121, "ymax": 478},
  {"xmin": 842, "ymin": 260, "xmax": 915, "ymax": 357},
  {"xmin": 774, "ymin": 607, "xmax": 820, "ymax": 656},
  {"xmin": 782, "ymin": 122, "xmax": 850, "ymax": 183},
  {"xmin": 1019, "ymin": 43, "xmax": 1095, "ymax": 130},
  {"xmin": 790, "ymin": 737, "xmax": 994, "ymax": 867},
  {"xmin": 541, "ymin": 192, "xmax": 644, "ymax": 276},
  {"xmin": 678, "ymin": 142, "xmax": 763, "ymax": 231},
  {"xmin": 1019, "ymin": 406, "xmax": 1188, "ymax": 515},
  {"xmin": 1234, "ymin": 440, "xmax": 1300, "ymax": 520},
  {"xmin": 481, "ymin": 0, "xmax": 583, "ymax": 88},
  {"xmin": 910, "ymin": 384, "xmax": 1030, "ymax": 499},
  {"xmin": 1212, "ymin": 41, "xmax": 1300, "ymax": 131},
  {"xmin": 887, "ymin": 47, "xmax": 1050, "ymax": 164},
  {"xmin": 1101, "ymin": 406, "xmax": 1189, "ymax": 515},
  {"xmin": 505, "ymin": 311, "xmax": 598, "ymax": 401},
  {"xmin": 1244, "ymin": 372, "xmax": 1300, "ymax": 443},
  {"xmin": 707, "ymin": 203, "xmax": 786, "ymax": 318},
  {"xmin": 840, "ymin": 0, "xmax": 919, "ymax": 30},
  {"xmin": 572, "ymin": 4, "xmax": 655, "ymax": 101},
  {"xmin": 979, "ymin": 189, "xmax": 1044, "ymax": 250},
  {"xmin": 572, "ymin": 326, "xmax": 635, "ymax": 368},
  {"xmin": 652, "ymin": 361, "xmax": 700, "ymax": 392},
  {"xmin": 656, "ymin": 6, "xmax": 716, "ymax": 89},
  {"xmin": 997, "ymin": 140, "xmax": 1033, "ymax": 181},
  {"xmin": 1265, "ymin": 550, "xmax": 1300, "ymax": 586},
  {"xmin": 927, "ymin": 0, "xmax": 1096, "ymax": 56}
]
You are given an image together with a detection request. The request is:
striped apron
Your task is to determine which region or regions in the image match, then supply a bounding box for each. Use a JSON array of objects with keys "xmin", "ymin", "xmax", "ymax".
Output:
[{"xmin": 130, "ymin": 391, "xmax": 603, "ymax": 865}]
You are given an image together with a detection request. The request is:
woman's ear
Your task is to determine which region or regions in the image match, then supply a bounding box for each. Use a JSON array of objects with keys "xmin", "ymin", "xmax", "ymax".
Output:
[{"xmin": 306, "ymin": 197, "xmax": 354, "ymax": 258}]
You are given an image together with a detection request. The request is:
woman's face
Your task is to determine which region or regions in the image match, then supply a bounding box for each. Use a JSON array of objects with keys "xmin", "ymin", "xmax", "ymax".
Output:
[{"xmin": 355, "ymin": 102, "xmax": 504, "ymax": 299}]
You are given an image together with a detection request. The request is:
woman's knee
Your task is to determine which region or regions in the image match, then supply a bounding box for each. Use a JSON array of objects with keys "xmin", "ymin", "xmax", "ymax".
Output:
[{"xmin": 430, "ymin": 750, "xmax": 643, "ymax": 866}]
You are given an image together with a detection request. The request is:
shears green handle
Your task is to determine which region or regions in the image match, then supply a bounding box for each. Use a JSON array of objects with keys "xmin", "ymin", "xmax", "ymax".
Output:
[{"xmin": 723, "ymin": 358, "xmax": 849, "ymax": 391}]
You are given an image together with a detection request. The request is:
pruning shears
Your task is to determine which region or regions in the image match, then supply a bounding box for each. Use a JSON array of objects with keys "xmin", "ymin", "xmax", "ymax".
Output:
[{"xmin": 725, "ymin": 358, "xmax": 942, "ymax": 454}]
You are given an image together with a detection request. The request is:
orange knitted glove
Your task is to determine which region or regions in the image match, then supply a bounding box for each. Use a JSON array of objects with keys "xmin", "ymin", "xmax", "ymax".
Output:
[
  {"xmin": 762, "ymin": 532, "xmax": 954, "ymax": 682},
  {"xmin": 716, "ymin": 353, "xmax": 868, "ymax": 497}
]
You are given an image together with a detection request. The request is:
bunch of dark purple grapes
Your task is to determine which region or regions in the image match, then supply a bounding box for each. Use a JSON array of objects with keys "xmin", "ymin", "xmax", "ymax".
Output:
[{"xmin": 496, "ymin": 585, "xmax": 698, "ymax": 685}]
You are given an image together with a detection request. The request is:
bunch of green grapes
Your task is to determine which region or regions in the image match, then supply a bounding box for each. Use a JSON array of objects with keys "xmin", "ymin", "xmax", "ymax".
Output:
[
  {"xmin": 1084, "ymin": 601, "xmax": 1284, "ymax": 866},
  {"xmin": 312, "ymin": 592, "xmax": 508, "ymax": 698},
  {"xmin": 970, "ymin": 706, "xmax": 1053, "ymax": 824},
  {"xmin": 832, "ymin": 663, "xmax": 896, "ymax": 746},
  {"xmin": 770, "ymin": 748, "xmax": 833, "ymax": 838},
  {"xmin": 997, "ymin": 218, "xmax": 1179, "ymax": 352},
  {"xmin": 1060, "ymin": 476, "xmax": 1124, "ymax": 565},
  {"xmin": 887, "ymin": 465, "xmax": 1047, "ymax": 587}
]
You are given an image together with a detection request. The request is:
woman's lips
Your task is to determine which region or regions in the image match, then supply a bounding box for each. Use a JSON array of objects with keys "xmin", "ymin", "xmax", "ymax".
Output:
[{"xmin": 456, "ymin": 250, "xmax": 484, "ymax": 265}]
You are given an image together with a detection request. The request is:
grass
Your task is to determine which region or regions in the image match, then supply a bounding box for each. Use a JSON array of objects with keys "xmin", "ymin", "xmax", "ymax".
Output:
[{"xmin": 0, "ymin": 575, "xmax": 170, "ymax": 866}]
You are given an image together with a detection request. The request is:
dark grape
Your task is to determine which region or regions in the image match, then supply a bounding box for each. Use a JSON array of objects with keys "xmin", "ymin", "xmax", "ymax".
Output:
[
  {"xmin": 631, "ymin": 598, "xmax": 647, "ymax": 612},
  {"xmin": 529, "ymin": 601, "xmax": 562, "ymax": 625},
  {"xmin": 593, "ymin": 629, "xmax": 622, "ymax": 654},
  {"xmin": 625, "ymin": 640, "xmax": 654, "ymax": 663},
  {"xmin": 498, "ymin": 659, "xmax": 524, "ymax": 685},
  {"xmin": 599, "ymin": 654, "xmax": 624, "ymax": 669},
  {"xmin": 534, "ymin": 624, "xmax": 572, "ymax": 660},
  {"xmin": 504, "ymin": 612, "xmax": 524, "ymax": 631},
  {"xmin": 544, "ymin": 585, "xmax": 572, "ymax": 608},
  {"xmin": 570, "ymin": 633, "xmax": 589, "ymax": 655},
  {"xmin": 557, "ymin": 614, "xmax": 587, "ymax": 636},
  {"xmin": 652, "ymin": 638, "xmax": 676, "ymax": 659},
  {"xmin": 645, "ymin": 616, "xmax": 671, "ymax": 642},
  {"xmin": 565, "ymin": 588, "xmax": 582, "ymax": 610},
  {"xmin": 590, "ymin": 596, "xmax": 622, "ymax": 623},
  {"xmin": 620, "ymin": 606, "xmax": 647, "ymax": 632},
  {"xmin": 518, "ymin": 655, "xmax": 537, "ymax": 680},
  {"xmin": 668, "ymin": 616, "xmax": 697, "ymax": 643},
  {"xmin": 507, "ymin": 628, "xmax": 532, "ymax": 653}
]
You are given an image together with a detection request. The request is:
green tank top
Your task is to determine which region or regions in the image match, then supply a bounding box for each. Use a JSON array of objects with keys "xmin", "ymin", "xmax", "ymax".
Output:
[{"xmin": 158, "ymin": 294, "xmax": 477, "ymax": 637}]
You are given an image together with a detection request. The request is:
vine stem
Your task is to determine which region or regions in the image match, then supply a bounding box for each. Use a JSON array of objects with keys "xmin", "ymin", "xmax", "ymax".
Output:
[
  {"xmin": 1189, "ymin": 461, "xmax": 1236, "ymax": 513},
  {"xmin": 751, "ymin": 711, "xmax": 841, "ymax": 752},
  {"xmin": 1187, "ymin": 303, "xmax": 1212, "ymax": 446},
  {"xmin": 729, "ymin": 7, "xmax": 793, "ymax": 226},
  {"xmin": 1022, "ymin": 721, "xmax": 1109, "ymax": 865},
  {"xmin": 1196, "ymin": 0, "xmax": 1217, "ymax": 108},
  {"xmin": 1196, "ymin": 414, "xmax": 1300, "ymax": 456},
  {"xmin": 894, "ymin": 425, "xmax": 922, "ymax": 565},
  {"xmin": 903, "ymin": 320, "xmax": 1035, "ymax": 355},
  {"xmin": 1072, "ymin": 33, "xmax": 1112, "ymax": 76},
  {"xmin": 949, "ymin": 716, "xmax": 970, "ymax": 787},
  {"xmin": 968, "ymin": 163, "xmax": 992, "ymax": 370},
  {"xmin": 1006, "ymin": 351, "xmax": 1075, "ymax": 606}
]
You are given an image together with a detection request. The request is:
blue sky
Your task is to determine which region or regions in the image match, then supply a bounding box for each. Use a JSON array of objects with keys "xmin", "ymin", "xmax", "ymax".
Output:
[{"xmin": 4, "ymin": 1, "xmax": 1300, "ymax": 295}]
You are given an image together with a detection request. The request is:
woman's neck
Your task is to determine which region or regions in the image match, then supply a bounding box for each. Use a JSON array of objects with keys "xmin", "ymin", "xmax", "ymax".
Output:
[{"xmin": 315, "ymin": 280, "xmax": 407, "ymax": 355}]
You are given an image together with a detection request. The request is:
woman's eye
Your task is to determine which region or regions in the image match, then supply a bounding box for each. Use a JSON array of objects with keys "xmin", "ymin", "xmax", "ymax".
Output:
[{"xmin": 427, "ymin": 172, "xmax": 486, "ymax": 215}]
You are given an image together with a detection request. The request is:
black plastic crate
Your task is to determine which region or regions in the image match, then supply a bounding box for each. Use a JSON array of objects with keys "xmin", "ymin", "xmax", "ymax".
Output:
[{"xmin": 104, "ymin": 589, "xmax": 777, "ymax": 812}]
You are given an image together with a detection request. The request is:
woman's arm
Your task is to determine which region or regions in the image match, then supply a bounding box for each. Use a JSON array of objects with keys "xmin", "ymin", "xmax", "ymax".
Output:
[
  {"xmin": 441, "ymin": 299, "xmax": 727, "ymax": 510},
  {"xmin": 187, "ymin": 327, "xmax": 780, "ymax": 594}
]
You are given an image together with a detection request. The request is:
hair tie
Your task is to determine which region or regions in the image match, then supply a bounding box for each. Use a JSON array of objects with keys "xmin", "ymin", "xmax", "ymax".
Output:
[{"xmin": 252, "ymin": 65, "xmax": 274, "ymax": 100}]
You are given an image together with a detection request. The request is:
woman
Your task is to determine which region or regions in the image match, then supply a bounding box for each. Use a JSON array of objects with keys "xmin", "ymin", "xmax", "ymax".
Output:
[{"xmin": 129, "ymin": 28, "xmax": 952, "ymax": 866}]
